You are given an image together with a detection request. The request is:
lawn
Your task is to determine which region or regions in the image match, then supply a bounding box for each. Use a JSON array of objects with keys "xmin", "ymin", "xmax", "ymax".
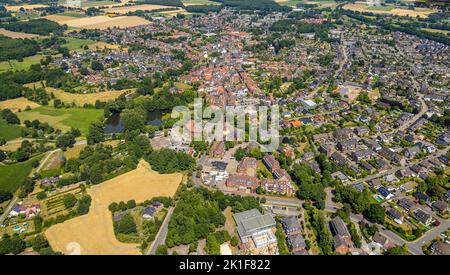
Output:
[
  {"xmin": 62, "ymin": 37, "xmax": 96, "ymax": 51},
  {"xmin": 17, "ymin": 106, "xmax": 104, "ymax": 136},
  {"xmin": 0, "ymin": 55, "xmax": 43, "ymax": 72},
  {"xmin": 59, "ymin": 12, "xmax": 87, "ymax": 18},
  {"xmin": 0, "ymin": 118, "xmax": 23, "ymax": 141},
  {"xmin": 81, "ymin": 1, "xmax": 118, "ymax": 8},
  {"xmin": 0, "ymin": 154, "xmax": 43, "ymax": 193}
]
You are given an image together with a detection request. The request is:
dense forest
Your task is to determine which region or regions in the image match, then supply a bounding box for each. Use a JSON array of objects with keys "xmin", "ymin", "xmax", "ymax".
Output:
[
  {"xmin": 1, "ymin": 18, "xmax": 66, "ymax": 35},
  {"xmin": 139, "ymin": 0, "xmax": 184, "ymax": 7},
  {"xmin": 0, "ymin": 35, "xmax": 40, "ymax": 61},
  {"xmin": 216, "ymin": 0, "xmax": 291, "ymax": 12}
]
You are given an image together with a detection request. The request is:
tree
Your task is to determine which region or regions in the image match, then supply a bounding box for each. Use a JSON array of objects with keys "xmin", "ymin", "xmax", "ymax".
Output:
[
  {"xmin": 0, "ymin": 190, "xmax": 12, "ymax": 203},
  {"xmin": 77, "ymin": 195, "xmax": 91, "ymax": 215},
  {"xmin": 364, "ymin": 204, "xmax": 385, "ymax": 224},
  {"xmin": 114, "ymin": 213, "xmax": 137, "ymax": 234},
  {"xmin": 206, "ymin": 234, "xmax": 220, "ymax": 255},
  {"xmin": 0, "ymin": 150, "xmax": 6, "ymax": 162},
  {"xmin": 126, "ymin": 200, "xmax": 136, "ymax": 209},
  {"xmin": 108, "ymin": 202, "xmax": 118, "ymax": 213},
  {"xmin": 31, "ymin": 235, "xmax": 49, "ymax": 252},
  {"xmin": 121, "ymin": 108, "xmax": 146, "ymax": 132},
  {"xmin": 63, "ymin": 193, "xmax": 77, "ymax": 209},
  {"xmin": 385, "ymin": 245, "xmax": 408, "ymax": 255},
  {"xmin": 230, "ymin": 236, "xmax": 239, "ymax": 247},
  {"xmin": 87, "ymin": 122, "xmax": 104, "ymax": 145},
  {"xmin": 155, "ymin": 244, "xmax": 168, "ymax": 255},
  {"xmin": 91, "ymin": 60, "xmax": 104, "ymax": 71},
  {"xmin": 36, "ymin": 191, "xmax": 47, "ymax": 200},
  {"xmin": 234, "ymin": 148, "xmax": 246, "ymax": 161}
]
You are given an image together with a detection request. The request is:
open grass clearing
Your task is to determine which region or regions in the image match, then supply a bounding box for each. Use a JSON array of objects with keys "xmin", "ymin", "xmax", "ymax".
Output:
[
  {"xmin": 0, "ymin": 97, "xmax": 40, "ymax": 113},
  {"xmin": 0, "ymin": 119, "xmax": 23, "ymax": 142},
  {"xmin": 5, "ymin": 4, "xmax": 48, "ymax": 12},
  {"xmin": 0, "ymin": 154, "xmax": 43, "ymax": 193},
  {"xmin": 0, "ymin": 28, "xmax": 42, "ymax": 39},
  {"xmin": 0, "ymin": 55, "xmax": 44, "ymax": 73},
  {"xmin": 17, "ymin": 106, "xmax": 104, "ymax": 136}
]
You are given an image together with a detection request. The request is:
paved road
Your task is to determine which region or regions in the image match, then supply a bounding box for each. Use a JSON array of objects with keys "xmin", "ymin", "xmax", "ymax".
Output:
[
  {"xmin": 0, "ymin": 197, "xmax": 18, "ymax": 224},
  {"xmin": 379, "ymin": 216, "xmax": 450, "ymax": 255},
  {"xmin": 146, "ymin": 207, "xmax": 174, "ymax": 255},
  {"xmin": 36, "ymin": 149, "xmax": 61, "ymax": 173}
]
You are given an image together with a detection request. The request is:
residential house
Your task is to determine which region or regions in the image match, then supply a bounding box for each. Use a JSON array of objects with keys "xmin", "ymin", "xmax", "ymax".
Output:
[
  {"xmin": 398, "ymin": 198, "xmax": 416, "ymax": 212},
  {"xmin": 331, "ymin": 171, "xmax": 349, "ymax": 183},
  {"xmin": 281, "ymin": 216, "xmax": 302, "ymax": 235},
  {"xmin": 226, "ymin": 174, "xmax": 259, "ymax": 192},
  {"xmin": 378, "ymin": 187, "xmax": 394, "ymax": 201},
  {"xmin": 262, "ymin": 154, "xmax": 280, "ymax": 172},
  {"xmin": 414, "ymin": 192, "xmax": 431, "ymax": 204},
  {"xmin": 329, "ymin": 217, "xmax": 353, "ymax": 254},
  {"xmin": 403, "ymin": 146, "xmax": 421, "ymax": 159},
  {"xmin": 351, "ymin": 149, "xmax": 374, "ymax": 162},
  {"xmin": 260, "ymin": 179, "xmax": 295, "ymax": 196},
  {"xmin": 142, "ymin": 207, "xmax": 156, "ymax": 219},
  {"xmin": 431, "ymin": 201, "xmax": 448, "ymax": 213},
  {"xmin": 387, "ymin": 208, "xmax": 404, "ymax": 224},
  {"xmin": 286, "ymin": 234, "xmax": 307, "ymax": 253},
  {"xmin": 430, "ymin": 242, "xmax": 450, "ymax": 255},
  {"xmin": 372, "ymin": 232, "xmax": 394, "ymax": 251},
  {"xmin": 413, "ymin": 209, "xmax": 432, "ymax": 226},
  {"xmin": 337, "ymin": 138, "xmax": 358, "ymax": 151}
]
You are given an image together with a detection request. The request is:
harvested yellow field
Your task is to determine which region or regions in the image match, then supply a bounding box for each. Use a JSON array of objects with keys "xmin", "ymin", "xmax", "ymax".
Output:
[
  {"xmin": 103, "ymin": 4, "xmax": 175, "ymax": 14},
  {"xmin": 0, "ymin": 97, "xmax": 40, "ymax": 112},
  {"xmin": 0, "ymin": 141, "xmax": 22, "ymax": 152},
  {"xmin": 24, "ymin": 83, "xmax": 132, "ymax": 105},
  {"xmin": 60, "ymin": 15, "xmax": 150, "ymax": 30},
  {"xmin": 159, "ymin": 9, "xmax": 191, "ymax": 16},
  {"xmin": 45, "ymin": 160, "xmax": 183, "ymax": 255},
  {"xmin": 45, "ymin": 86, "xmax": 131, "ymax": 105},
  {"xmin": 44, "ymin": 14, "xmax": 77, "ymax": 24},
  {"xmin": 343, "ymin": 3, "xmax": 435, "ymax": 18},
  {"xmin": 88, "ymin": 41, "xmax": 123, "ymax": 51},
  {"xmin": 0, "ymin": 28, "xmax": 41, "ymax": 39},
  {"xmin": 6, "ymin": 4, "xmax": 48, "ymax": 12}
]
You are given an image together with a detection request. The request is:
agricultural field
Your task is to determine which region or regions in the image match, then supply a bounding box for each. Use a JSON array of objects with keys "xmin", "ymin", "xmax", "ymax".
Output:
[
  {"xmin": 5, "ymin": 4, "xmax": 48, "ymax": 12},
  {"xmin": 182, "ymin": 0, "xmax": 221, "ymax": 6},
  {"xmin": 42, "ymin": 186, "xmax": 84, "ymax": 218},
  {"xmin": 103, "ymin": 4, "xmax": 175, "ymax": 14},
  {"xmin": 17, "ymin": 106, "xmax": 104, "ymax": 136},
  {"xmin": 49, "ymin": 15, "xmax": 151, "ymax": 30},
  {"xmin": 343, "ymin": 3, "xmax": 436, "ymax": 18},
  {"xmin": 45, "ymin": 160, "xmax": 183, "ymax": 254},
  {"xmin": 0, "ymin": 119, "xmax": 23, "ymax": 142},
  {"xmin": 0, "ymin": 155, "xmax": 42, "ymax": 193},
  {"xmin": 0, "ymin": 28, "xmax": 41, "ymax": 39},
  {"xmin": 40, "ymin": 85, "xmax": 131, "ymax": 106},
  {"xmin": 0, "ymin": 97, "xmax": 40, "ymax": 113},
  {"xmin": 0, "ymin": 55, "xmax": 44, "ymax": 73}
]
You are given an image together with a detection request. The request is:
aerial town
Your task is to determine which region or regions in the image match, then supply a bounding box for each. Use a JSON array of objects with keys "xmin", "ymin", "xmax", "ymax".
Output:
[{"xmin": 0, "ymin": 0, "xmax": 449, "ymax": 257}]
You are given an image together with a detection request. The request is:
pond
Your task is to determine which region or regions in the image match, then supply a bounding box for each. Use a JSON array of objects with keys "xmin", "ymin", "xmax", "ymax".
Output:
[{"xmin": 104, "ymin": 110, "xmax": 165, "ymax": 133}]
